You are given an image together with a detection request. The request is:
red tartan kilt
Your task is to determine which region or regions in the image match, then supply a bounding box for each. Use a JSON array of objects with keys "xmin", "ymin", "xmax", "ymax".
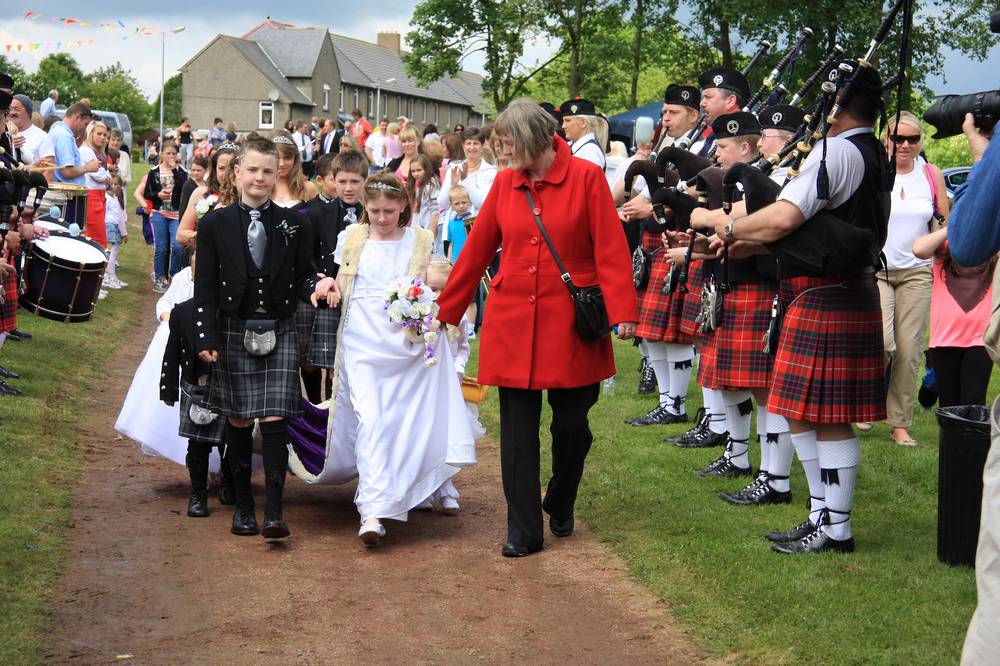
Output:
[
  {"xmin": 769, "ymin": 274, "xmax": 886, "ymax": 424},
  {"xmin": 696, "ymin": 326, "xmax": 719, "ymax": 388},
  {"xmin": 637, "ymin": 239, "xmax": 691, "ymax": 344},
  {"xmin": 0, "ymin": 265, "xmax": 17, "ymax": 333},
  {"xmin": 679, "ymin": 261, "xmax": 706, "ymax": 338},
  {"xmin": 714, "ymin": 280, "xmax": 777, "ymax": 390}
]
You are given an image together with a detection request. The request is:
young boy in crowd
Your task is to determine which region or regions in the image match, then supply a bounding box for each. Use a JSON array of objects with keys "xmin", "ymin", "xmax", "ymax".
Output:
[
  {"xmin": 445, "ymin": 185, "xmax": 473, "ymax": 262},
  {"xmin": 299, "ymin": 150, "xmax": 369, "ymax": 403}
]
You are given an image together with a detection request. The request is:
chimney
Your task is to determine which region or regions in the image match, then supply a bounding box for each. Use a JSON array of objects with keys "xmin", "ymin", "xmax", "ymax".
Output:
[{"xmin": 377, "ymin": 31, "xmax": 401, "ymax": 55}]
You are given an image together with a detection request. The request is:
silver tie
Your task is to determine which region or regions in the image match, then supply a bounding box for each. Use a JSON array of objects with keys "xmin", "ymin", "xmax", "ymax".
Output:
[
  {"xmin": 344, "ymin": 207, "xmax": 357, "ymax": 224},
  {"xmin": 247, "ymin": 208, "xmax": 266, "ymax": 269}
]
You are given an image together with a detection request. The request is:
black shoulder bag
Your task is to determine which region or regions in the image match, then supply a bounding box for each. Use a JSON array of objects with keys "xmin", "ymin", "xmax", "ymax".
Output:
[{"xmin": 524, "ymin": 188, "xmax": 611, "ymax": 341}]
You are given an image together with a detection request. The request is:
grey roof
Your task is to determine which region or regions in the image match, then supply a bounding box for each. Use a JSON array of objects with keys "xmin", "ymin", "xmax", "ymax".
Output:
[
  {"xmin": 224, "ymin": 36, "xmax": 314, "ymax": 106},
  {"xmin": 243, "ymin": 22, "xmax": 327, "ymax": 79}
]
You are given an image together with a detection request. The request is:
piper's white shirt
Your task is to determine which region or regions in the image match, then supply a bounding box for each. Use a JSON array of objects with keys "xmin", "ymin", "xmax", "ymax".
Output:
[
  {"xmin": 778, "ymin": 127, "xmax": 870, "ymax": 220},
  {"xmin": 570, "ymin": 132, "xmax": 606, "ymax": 169}
]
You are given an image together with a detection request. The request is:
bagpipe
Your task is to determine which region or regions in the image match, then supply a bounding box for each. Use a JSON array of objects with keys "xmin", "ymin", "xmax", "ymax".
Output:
[{"xmin": 744, "ymin": 28, "xmax": 814, "ymax": 113}]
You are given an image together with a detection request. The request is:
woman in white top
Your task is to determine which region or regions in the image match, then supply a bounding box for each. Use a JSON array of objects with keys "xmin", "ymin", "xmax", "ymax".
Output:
[
  {"xmin": 436, "ymin": 127, "xmax": 498, "ymax": 245},
  {"xmin": 79, "ymin": 120, "xmax": 112, "ymax": 246},
  {"xmin": 872, "ymin": 111, "xmax": 950, "ymax": 446}
]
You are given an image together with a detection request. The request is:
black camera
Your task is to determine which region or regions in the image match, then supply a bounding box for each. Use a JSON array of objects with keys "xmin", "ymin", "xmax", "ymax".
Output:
[{"xmin": 923, "ymin": 91, "xmax": 1000, "ymax": 139}]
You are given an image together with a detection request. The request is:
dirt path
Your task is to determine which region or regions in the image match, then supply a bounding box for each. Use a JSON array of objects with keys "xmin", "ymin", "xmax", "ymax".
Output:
[{"xmin": 47, "ymin": 288, "xmax": 708, "ymax": 665}]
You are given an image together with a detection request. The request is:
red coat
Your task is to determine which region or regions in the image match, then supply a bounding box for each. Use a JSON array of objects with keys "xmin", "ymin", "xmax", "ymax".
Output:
[{"xmin": 437, "ymin": 136, "xmax": 638, "ymax": 390}]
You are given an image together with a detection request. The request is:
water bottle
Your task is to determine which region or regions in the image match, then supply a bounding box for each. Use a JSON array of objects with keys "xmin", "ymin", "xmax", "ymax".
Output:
[{"xmin": 601, "ymin": 375, "xmax": 617, "ymax": 397}]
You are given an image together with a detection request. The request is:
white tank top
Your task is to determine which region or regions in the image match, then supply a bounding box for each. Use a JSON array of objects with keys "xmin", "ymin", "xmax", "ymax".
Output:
[{"xmin": 884, "ymin": 159, "xmax": 935, "ymax": 270}]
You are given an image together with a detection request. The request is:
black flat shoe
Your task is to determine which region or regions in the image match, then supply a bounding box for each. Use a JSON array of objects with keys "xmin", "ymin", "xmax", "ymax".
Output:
[
  {"xmin": 0, "ymin": 379, "xmax": 23, "ymax": 396},
  {"xmin": 638, "ymin": 363, "xmax": 657, "ymax": 394},
  {"xmin": 676, "ymin": 429, "xmax": 729, "ymax": 448},
  {"xmin": 187, "ymin": 491, "xmax": 209, "ymax": 517},
  {"xmin": 0, "ymin": 365, "xmax": 19, "ymax": 379},
  {"xmin": 230, "ymin": 505, "xmax": 259, "ymax": 536},
  {"xmin": 771, "ymin": 527, "xmax": 855, "ymax": 554},
  {"xmin": 550, "ymin": 515, "xmax": 574, "ymax": 537},
  {"xmin": 765, "ymin": 519, "xmax": 816, "ymax": 543},
  {"xmin": 723, "ymin": 478, "xmax": 792, "ymax": 506},
  {"xmin": 10, "ymin": 328, "xmax": 31, "ymax": 339},
  {"xmin": 667, "ymin": 407, "xmax": 706, "ymax": 443},
  {"xmin": 5, "ymin": 330, "xmax": 22, "ymax": 341},
  {"xmin": 261, "ymin": 518, "xmax": 290, "ymax": 540},
  {"xmin": 698, "ymin": 457, "xmax": 753, "ymax": 479},
  {"xmin": 501, "ymin": 542, "xmax": 542, "ymax": 557}
]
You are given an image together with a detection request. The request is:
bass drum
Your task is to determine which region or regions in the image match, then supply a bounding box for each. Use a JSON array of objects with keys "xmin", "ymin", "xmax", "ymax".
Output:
[
  {"xmin": 38, "ymin": 182, "xmax": 89, "ymax": 230},
  {"xmin": 19, "ymin": 230, "xmax": 108, "ymax": 323}
]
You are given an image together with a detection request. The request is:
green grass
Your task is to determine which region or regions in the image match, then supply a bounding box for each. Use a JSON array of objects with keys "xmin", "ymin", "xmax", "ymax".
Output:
[
  {"xmin": 474, "ymin": 338, "xmax": 984, "ymax": 665},
  {"xmin": 0, "ymin": 165, "xmax": 151, "ymax": 665}
]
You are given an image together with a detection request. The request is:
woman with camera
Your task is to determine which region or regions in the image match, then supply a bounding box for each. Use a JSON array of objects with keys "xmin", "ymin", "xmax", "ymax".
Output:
[
  {"xmin": 435, "ymin": 99, "xmax": 638, "ymax": 558},
  {"xmin": 866, "ymin": 111, "xmax": 949, "ymax": 446}
]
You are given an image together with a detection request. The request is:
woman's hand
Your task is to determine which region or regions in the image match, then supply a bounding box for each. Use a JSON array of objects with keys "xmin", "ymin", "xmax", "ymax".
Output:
[{"xmin": 617, "ymin": 321, "xmax": 638, "ymax": 340}]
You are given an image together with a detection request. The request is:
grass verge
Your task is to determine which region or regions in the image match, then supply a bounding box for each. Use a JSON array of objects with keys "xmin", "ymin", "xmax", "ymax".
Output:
[
  {"xmin": 0, "ymin": 166, "xmax": 151, "ymax": 665},
  {"xmin": 475, "ymin": 338, "xmax": 983, "ymax": 664}
]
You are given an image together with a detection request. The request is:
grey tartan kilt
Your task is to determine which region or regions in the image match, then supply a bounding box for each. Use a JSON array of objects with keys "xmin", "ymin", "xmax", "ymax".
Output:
[
  {"xmin": 293, "ymin": 300, "xmax": 316, "ymax": 367},
  {"xmin": 178, "ymin": 380, "xmax": 226, "ymax": 443},
  {"xmin": 206, "ymin": 316, "xmax": 302, "ymax": 419},
  {"xmin": 306, "ymin": 306, "xmax": 339, "ymax": 368}
]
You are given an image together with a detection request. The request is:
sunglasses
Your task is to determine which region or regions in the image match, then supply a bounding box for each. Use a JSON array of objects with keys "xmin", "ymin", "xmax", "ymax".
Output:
[{"xmin": 890, "ymin": 134, "xmax": 921, "ymax": 145}]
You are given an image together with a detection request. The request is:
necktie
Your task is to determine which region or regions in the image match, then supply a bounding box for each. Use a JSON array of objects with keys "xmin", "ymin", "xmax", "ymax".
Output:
[
  {"xmin": 247, "ymin": 208, "xmax": 266, "ymax": 269},
  {"xmin": 344, "ymin": 207, "xmax": 357, "ymax": 224}
]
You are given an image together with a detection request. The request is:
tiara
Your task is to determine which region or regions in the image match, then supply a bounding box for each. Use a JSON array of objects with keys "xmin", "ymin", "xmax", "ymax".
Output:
[
  {"xmin": 272, "ymin": 134, "xmax": 295, "ymax": 146},
  {"xmin": 365, "ymin": 181, "xmax": 403, "ymax": 193},
  {"xmin": 217, "ymin": 142, "xmax": 240, "ymax": 152}
]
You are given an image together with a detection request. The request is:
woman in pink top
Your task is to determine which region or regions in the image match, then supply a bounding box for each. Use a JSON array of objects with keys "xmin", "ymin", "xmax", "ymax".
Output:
[{"xmin": 913, "ymin": 227, "xmax": 995, "ymax": 407}]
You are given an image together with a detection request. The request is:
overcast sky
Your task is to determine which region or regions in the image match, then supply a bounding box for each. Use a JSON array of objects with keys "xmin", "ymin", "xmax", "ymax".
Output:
[{"xmin": 1, "ymin": 2, "xmax": 996, "ymax": 103}]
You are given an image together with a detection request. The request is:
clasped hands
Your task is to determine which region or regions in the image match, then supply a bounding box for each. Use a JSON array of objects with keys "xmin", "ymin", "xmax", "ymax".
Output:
[{"xmin": 311, "ymin": 275, "xmax": 341, "ymax": 308}]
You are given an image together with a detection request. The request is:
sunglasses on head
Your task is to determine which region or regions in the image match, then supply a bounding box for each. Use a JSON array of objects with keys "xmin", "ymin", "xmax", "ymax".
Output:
[{"xmin": 890, "ymin": 133, "xmax": 921, "ymax": 145}]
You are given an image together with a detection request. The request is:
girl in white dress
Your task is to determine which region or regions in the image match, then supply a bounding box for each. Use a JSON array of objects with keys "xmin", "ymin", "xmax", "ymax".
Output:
[{"xmin": 298, "ymin": 172, "xmax": 475, "ymax": 546}]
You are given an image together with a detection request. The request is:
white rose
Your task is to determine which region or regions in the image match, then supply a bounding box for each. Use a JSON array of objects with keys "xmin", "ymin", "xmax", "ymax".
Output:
[
  {"xmin": 387, "ymin": 300, "xmax": 404, "ymax": 323},
  {"xmin": 424, "ymin": 331, "xmax": 438, "ymax": 345}
]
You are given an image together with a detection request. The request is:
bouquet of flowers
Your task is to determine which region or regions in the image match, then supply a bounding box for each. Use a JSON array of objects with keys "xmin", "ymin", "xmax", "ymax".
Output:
[
  {"xmin": 384, "ymin": 275, "xmax": 441, "ymax": 366},
  {"xmin": 194, "ymin": 194, "xmax": 220, "ymax": 219}
]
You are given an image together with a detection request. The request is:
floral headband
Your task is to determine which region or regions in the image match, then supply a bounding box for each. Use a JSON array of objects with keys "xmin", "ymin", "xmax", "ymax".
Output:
[{"xmin": 272, "ymin": 134, "xmax": 295, "ymax": 146}]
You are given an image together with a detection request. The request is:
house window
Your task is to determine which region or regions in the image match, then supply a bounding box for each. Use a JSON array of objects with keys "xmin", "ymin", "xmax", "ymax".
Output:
[
  {"xmin": 323, "ymin": 84, "xmax": 330, "ymax": 112},
  {"xmin": 258, "ymin": 101, "xmax": 274, "ymax": 130},
  {"xmin": 367, "ymin": 90, "xmax": 374, "ymax": 117},
  {"xmin": 422, "ymin": 100, "xmax": 427, "ymax": 123},
  {"xmin": 339, "ymin": 86, "xmax": 344, "ymax": 112}
]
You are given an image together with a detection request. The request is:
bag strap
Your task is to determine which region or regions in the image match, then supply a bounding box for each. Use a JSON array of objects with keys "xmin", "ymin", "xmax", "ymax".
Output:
[
  {"xmin": 523, "ymin": 188, "xmax": 580, "ymax": 296},
  {"xmin": 923, "ymin": 162, "xmax": 939, "ymax": 215}
]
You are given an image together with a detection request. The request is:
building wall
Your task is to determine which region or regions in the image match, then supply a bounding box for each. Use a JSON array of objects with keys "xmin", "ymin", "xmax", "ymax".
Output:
[{"xmin": 182, "ymin": 39, "xmax": 312, "ymax": 133}]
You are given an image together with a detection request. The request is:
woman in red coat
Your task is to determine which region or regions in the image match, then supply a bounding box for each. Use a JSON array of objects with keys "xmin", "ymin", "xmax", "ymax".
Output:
[{"xmin": 436, "ymin": 99, "xmax": 638, "ymax": 557}]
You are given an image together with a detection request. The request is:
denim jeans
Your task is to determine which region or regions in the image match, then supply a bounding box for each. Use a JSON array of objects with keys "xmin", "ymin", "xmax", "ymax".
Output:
[{"xmin": 152, "ymin": 211, "xmax": 183, "ymax": 279}]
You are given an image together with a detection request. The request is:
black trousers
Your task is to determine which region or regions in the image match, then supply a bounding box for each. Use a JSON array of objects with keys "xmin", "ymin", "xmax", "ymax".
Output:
[
  {"xmin": 498, "ymin": 383, "xmax": 600, "ymax": 548},
  {"xmin": 930, "ymin": 346, "xmax": 992, "ymax": 407}
]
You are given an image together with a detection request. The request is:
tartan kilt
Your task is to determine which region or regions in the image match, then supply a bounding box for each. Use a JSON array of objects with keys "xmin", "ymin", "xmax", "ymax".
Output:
[
  {"xmin": 293, "ymin": 300, "xmax": 316, "ymax": 367},
  {"xmin": 206, "ymin": 316, "xmax": 302, "ymax": 420},
  {"xmin": 714, "ymin": 280, "xmax": 777, "ymax": 390},
  {"xmin": 306, "ymin": 306, "xmax": 340, "ymax": 368},
  {"xmin": 0, "ymin": 268, "xmax": 16, "ymax": 333},
  {"xmin": 679, "ymin": 261, "xmax": 706, "ymax": 338},
  {"xmin": 637, "ymin": 232, "xmax": 690, "ymax": 343},
  {"xmin": 769, "ymin": 274, "xmax": 886, "ymax": 424},
  {"xmin": 178, "ymin": 380, "xmax": 226, "ymax": 443},
  {"xmin": 696, "ymin": 325, "xmax": 719, "ymax": 389}
]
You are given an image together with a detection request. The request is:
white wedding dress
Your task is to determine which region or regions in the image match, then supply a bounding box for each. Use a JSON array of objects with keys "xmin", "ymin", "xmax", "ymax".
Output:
[
  {"xmin": 287, "ymin": 226, "xmax": 475, "ymax": 522},
  {"xmin": 115, "ymin": 267, "xmax": 222, "ymax": 472}
]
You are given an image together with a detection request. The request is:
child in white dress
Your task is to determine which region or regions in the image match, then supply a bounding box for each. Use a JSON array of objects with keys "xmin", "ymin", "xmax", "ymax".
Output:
[{"xmin": 289, "ymin": 173, "xmax": 475, "ymax": 546}]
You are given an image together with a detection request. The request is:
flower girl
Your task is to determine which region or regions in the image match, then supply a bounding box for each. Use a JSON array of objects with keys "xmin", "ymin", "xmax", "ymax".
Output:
[{"xmin": 298, "ymin": 172, "xmax": 475, "ymax": 546}]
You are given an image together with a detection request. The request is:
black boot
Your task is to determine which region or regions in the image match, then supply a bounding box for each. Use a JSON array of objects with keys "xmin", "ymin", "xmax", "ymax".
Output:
[
  {"xmin": 185, "ymin": 441, "xmax": 211, "ymax": 517},
  {"xmin": 301, "ymin": 368, "xmax": 322, "ymax": 404},
  {"xmin": 217, "ymin": 445, "xmax": 236, "ymax": 506},
  {"xmin": 226, "ymin": 424, "xmax": 258, "ymax": 536},
  {"xmin": 260, "ymin": 420, "xmax": 291, "ymax": 539}
]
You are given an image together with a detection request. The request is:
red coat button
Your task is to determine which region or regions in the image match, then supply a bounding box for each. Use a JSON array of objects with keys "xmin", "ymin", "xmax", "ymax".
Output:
[
  {"xmin": 530, "ymin": 237, "xmax": 539, "ymax": 245},
  {"xmin": 528, "ymin": 266, "xmax": 536, "ymax": 274},
  {"xmin": 528, "ymin": 295, "xmax": 536, "ymax": 304}
]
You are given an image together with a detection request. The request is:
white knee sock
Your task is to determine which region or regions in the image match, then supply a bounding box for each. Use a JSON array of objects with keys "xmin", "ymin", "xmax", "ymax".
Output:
[
  {"xmin": 639, "ymin": 339, "xmax": 650, "ymax": 358},
  {"xmin": 666, "ymin": 344, "xmax": 694, "ymax": 415},
  {"xmin": 757, "ymin": 406, "xmax": 770, "ymax": 473},
  {"xmin": 0, "ymin": 333, "xmax": 6, "ymax": 352},
  {"xmin": 706, "ymin": 388, "xmax": 727, "ymax": 434},
  {"xmin": 817, "ymin": 438, "xmax": 861, "ymax": 541},
  {"xmin": 645, "ymin": 342, "xmax": 670, "ymax": 407},
  {"xmin": 722, "ymin": 391, "xmax": 753, "ymax": 469},
  {"xmin": 765, "ymin": 412, "xmax": 792, "ymax": 492},
  {"xmin": 790, "ymin": 430, "xmax": 825, "ymax": 524}
]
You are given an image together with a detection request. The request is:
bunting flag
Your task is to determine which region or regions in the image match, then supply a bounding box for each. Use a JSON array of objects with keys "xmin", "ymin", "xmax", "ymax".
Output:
[
  {"xmin": 6, "ymin": 15, "xmax": 185, "ymax": 54},
  {"xmin": 23, "ymin": 11, "xmax": 181, "ymax": 33}
]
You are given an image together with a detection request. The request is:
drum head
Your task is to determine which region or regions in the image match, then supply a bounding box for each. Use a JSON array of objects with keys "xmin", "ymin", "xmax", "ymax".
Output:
[
  {"xmin": 34, "ymin": 219, "xmax": 66, "ymax": 233},
  {"xmin": 34, "ymin": 234, "xmax": 108, "ymax": 268}
]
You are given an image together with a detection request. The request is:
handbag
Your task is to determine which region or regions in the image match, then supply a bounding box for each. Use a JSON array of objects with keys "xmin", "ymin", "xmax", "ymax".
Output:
[
  {"xmin": 243, "ymin": 318, "xmax": 277, "ymax": 356},
  {"xmin": 523, "ymin": 189, "xmax": 611, "ymax": 341}
]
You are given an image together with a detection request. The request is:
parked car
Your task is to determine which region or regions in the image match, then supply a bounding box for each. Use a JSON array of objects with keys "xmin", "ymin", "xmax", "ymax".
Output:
[
  {"xmin": 942, "ymin": 166, "xmax": 972, "ymax": 201},
  {"xmin": 52, "ymin": 107, "xmax": 133, "ymax": 155}
]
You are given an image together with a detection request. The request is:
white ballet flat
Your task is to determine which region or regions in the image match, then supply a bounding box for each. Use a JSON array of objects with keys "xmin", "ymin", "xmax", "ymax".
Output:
[
  {"xmin": 358, "ymin": 522, "xmax": 386, "ymax": 546},
  {"xmin": 414, "ymin": 499, "xmax": 434, "ymax": 511},
  {"xmin": 438, "ymin": 497, "xmax": 460, "ymax": 515}
]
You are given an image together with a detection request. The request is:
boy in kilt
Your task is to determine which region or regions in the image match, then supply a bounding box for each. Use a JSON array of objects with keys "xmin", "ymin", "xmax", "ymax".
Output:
[
  {"xmin": 195, "ymin": 137, "xmax": 338, "ymax": 539},
  {"xmin": 711, "ymin": 62, "xmax": 891, "ymax": 554},
  {"xmin": 299, "ymin": 151, "xmax": 368, "ymax": 403},
  {"xmin": 621, "ymin": 84, "xmax": 703, "ymax": 427},
  {"xmin": 160, "ymin": 292, "xmax": 231, "ymax": 517}
]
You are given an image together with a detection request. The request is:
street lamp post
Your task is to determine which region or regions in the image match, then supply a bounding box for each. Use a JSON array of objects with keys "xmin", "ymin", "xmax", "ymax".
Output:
[
  {"xmin": 158, "ymin": 27, "xmax": 186, "ymax": 146},
  {"xmin": 375, "ymin": 77, "xmax": 397, "ymax": 122}
]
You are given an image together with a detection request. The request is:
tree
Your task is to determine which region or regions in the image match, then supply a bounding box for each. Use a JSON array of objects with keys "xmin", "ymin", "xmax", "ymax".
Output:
[
  {"xmin": 84, "ymin": 64, "xmax": 151, "ymax": 128},
  {"xmin": 150, "ymin": 74, "xmax": 183, "ymax": 129},
  {"xmin": 20, "ymin": 53, "xmax": 86, "ymax": 104},
  {"xmin": 405, "ymin": 0, "xmax": 558, "ymax": 111},
  {"xmin": 0, "ymin": 56, "xmax": 29, "ymax": 94}
]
